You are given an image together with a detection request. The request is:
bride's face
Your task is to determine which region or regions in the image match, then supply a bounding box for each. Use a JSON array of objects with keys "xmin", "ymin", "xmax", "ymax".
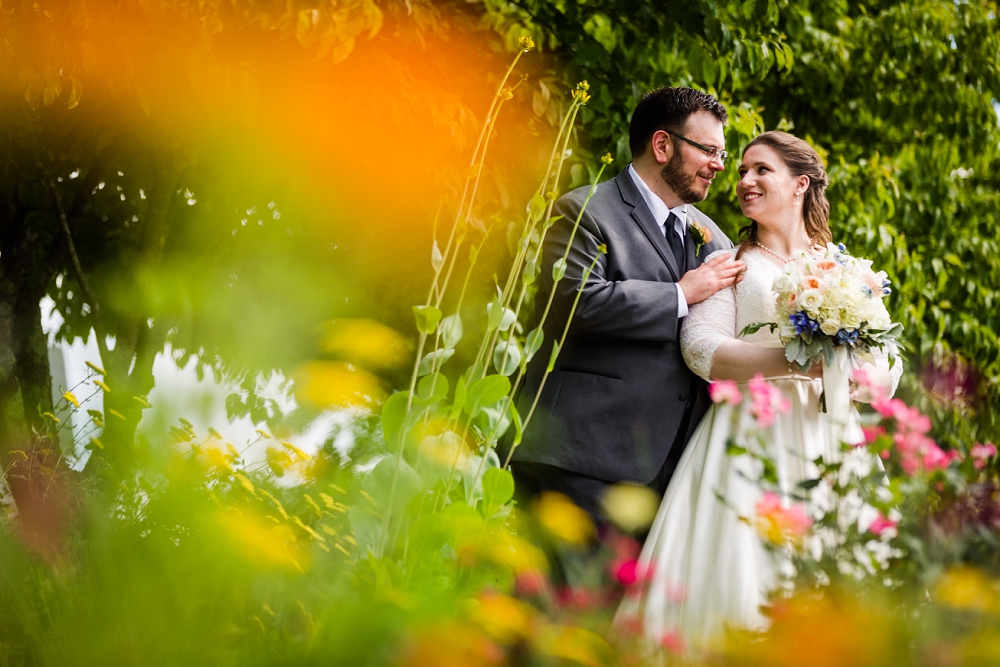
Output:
[{"xmin": 736, "ymin": 145, "xmax": 804, "ymax": 223}]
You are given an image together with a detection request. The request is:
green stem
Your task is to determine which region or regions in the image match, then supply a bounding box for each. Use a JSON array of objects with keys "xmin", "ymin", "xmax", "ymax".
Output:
[
  {"xmin": 472, "ymin": 101, "xmax": 582, "ymax": 380},
  {"xmin": 503, "ymin": 247, "xmax": 606, "ymax": 469}
]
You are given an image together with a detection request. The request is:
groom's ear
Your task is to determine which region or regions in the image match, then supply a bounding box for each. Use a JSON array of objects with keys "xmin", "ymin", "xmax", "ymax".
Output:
[{"xmin": 650, "ymin": 130, "xmax": 674, "ymax": 165}]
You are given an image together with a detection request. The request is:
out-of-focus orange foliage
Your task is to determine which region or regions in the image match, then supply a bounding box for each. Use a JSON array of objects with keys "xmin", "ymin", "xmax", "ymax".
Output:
[
  {"xmin": 734, "ymin": 592, "xmax": 901, "ymax": 667},
  {"xmin": 2, "ymin": 0, "xmax": 543, "ymax": 284}
]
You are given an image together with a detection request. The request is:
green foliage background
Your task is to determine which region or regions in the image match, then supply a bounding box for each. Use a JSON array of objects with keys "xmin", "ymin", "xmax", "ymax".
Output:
[{"xmin": 479, "ymin": 0, "xmax": 1000, "ymax": 445}]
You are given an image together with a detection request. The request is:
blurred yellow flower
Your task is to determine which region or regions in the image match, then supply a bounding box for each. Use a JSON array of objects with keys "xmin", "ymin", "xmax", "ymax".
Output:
[
  {"xmin": 739, "ymin": 593, "xmax": 895, "ymax": 667},
  {"xmin": 935, "ymin": 566, "xmax": 1000, "ymax": 612},
  {"xmin": 397, "ymin": 620, "xmax": 501, "ymax": 667},
  {"xmin": 63, "ymin": 391, "xmax": 80, "ymax": 408},
  {"xmin": 467, "ymin": 592, "xmax": 534, "ymax": 644},
  {"xmin": 518, "ymin": 35, "xmax": 535, "ymax": 52},
  {"xmin": 484, "ymin": 531, "xmax": 548, "ymax": 574},
  {"xmin": 95, "ymin": 380, "xmax": 111, "ymax": 393},
  {"xmin": 281, "ymin": 441, "xmax": 311, "ymax": 461},
  {"xmin": 533, "ymin": 492, "xmax": 595, "ymax": 544},
  {"xmin": 205, "ymin": 446, "xmax": 234, "ymax": 473},
  {"xmin": 292, "ymin": 360, "xmax": 385, "ymax": 408},
  {"xmin": 266, "ymin": 446, "xmax": 294, "ymax": 477},
  {"xmin": 85, "ymin": 360, "xmax": 105, "ymax": 375},
  {"xmin": 317, "ymin": 318, "xmax": 410, "ymax": 371},
  {"xmin": 234, "ymin": 472, "xmax": 255, "ymax": 495},
  {"xmin": 216, "ymin": 509, "xmax": 309, "ymax": 572},
  {"xmin": 600, "ymin": 483, "xmax": 660, "ymax": 535},
  {"xmin": 418, "ymin": 430, "xmax": 469, "ymax": 470},
  {"xmin": 538, "ymin": 625, "xmax": 611, "ymax": 667}
]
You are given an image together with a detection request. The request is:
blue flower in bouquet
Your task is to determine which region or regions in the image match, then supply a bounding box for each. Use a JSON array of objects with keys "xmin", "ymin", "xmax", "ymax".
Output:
[
  {"xmin": 835, "ymin": 329, "xmax": 859, "ymax": 346},
  {"xmin": 790, "ymin": 312, "xmax": 820, "ymax": 335}
]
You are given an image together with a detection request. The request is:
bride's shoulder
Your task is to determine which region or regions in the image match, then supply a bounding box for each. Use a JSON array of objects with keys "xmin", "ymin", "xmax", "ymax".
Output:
[{"xmin": 704, "ymin": 248, "xmax": 738, "ymax": 262}]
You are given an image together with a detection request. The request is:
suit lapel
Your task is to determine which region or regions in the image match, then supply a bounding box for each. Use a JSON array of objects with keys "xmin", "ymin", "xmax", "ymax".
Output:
[{"xmin": 616, "ymin": 170, "xmax": 682, "ymax": 281}]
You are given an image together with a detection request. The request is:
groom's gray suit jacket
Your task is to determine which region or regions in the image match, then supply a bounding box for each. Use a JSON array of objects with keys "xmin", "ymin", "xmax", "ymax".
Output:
[{"xmin": 505, "ymin": 167, "xmax": 733, "ymax": 484}]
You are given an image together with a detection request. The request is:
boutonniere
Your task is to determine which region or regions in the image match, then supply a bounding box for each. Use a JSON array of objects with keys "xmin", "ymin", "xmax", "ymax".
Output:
[{"xmin": 689, "ymin": 221, "xmax": 712, "ymax": 257}]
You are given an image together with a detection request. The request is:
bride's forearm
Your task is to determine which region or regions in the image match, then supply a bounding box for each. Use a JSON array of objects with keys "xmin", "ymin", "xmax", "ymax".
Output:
[{"xmin": 708, "ymin": 340, "xmax": 797, "ymax": 382}]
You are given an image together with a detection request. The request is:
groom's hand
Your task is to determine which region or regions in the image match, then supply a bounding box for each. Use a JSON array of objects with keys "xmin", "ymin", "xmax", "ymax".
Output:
[{"xmin": 678, "ymin": 254, "xmax": 745, "ymax": 305}]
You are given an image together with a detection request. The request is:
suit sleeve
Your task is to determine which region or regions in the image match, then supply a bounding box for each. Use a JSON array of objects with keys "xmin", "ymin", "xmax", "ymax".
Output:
[{"xmin": 541, "ymin": 193, "xmax": 682, "ymax": 343}]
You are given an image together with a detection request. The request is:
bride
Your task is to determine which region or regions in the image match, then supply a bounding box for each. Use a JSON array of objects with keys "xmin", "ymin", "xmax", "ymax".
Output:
[{"xmin": 615, "ymin": 131, "xmax": 902, "ymax": 649}]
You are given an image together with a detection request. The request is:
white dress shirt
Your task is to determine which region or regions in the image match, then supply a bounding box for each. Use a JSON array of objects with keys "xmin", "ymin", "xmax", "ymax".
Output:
[{"xmin": 627, "ymin": 164, "xmax": 689, "ymax": 317}]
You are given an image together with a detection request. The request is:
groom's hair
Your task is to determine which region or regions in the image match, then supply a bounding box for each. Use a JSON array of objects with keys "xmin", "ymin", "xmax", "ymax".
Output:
[{"xmin": 629, "ymin": 87, "xmax": 728, "ymax": 159}]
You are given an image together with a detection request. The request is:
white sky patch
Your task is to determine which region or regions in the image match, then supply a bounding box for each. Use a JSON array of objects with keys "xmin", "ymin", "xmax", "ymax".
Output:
[{"xmin": 41, "ymin": 297, "xmax": 354, "ymax": 473}]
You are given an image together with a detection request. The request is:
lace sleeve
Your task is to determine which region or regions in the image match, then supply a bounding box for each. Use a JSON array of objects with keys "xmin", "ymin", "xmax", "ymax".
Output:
[{"xmin": 681, "ymin": 250, "xmax": 739, "ymax": 381}]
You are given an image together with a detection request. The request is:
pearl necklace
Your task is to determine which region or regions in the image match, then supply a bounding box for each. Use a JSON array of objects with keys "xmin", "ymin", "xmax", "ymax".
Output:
[{"xmin": 755, "ymin": 240, "xmax": 807, "ymax": 263}]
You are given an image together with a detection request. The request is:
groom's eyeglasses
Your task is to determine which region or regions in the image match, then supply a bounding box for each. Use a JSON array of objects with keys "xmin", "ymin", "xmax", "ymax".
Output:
[{"xmin": 671, "ymin": 132, "xmax": 729, "ymax": 163}]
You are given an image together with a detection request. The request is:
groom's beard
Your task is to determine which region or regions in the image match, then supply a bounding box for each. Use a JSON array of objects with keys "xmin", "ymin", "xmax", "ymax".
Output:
[{"xmin": 661, "ymin": 151, "xmax": 708, "ymax": 204}]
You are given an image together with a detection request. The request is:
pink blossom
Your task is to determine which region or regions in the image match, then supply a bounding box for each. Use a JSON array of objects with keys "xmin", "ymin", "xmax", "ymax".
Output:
[
  {"xmin": 754, "ymin": 492, "xmax": 813, "ymax": 545},
  {"xmin": 748, "ymin": 373, "xmax": 772, "ymax": 403},
  {"xmin": 613, "ymin": 559, "xmax": 654, "ymax": 587},
  {"xmin": 872, "ymin": 397, "xmax": 909, "ymax": 421},
  {"xmin": 971, "ymin": 442, "xmax": 997, "ymax": 469},
  {"xmin": 708, "ymin": 380, "xmax": 743, "ymax": 405},
  {"xmin": 861, "ymin": 425, "xmax": 886, "ymax": 445},
  {"xmin": 869, "ymin": 513, "xmax": 898, "ymax": 537},
  {"xmin": 514, "ymin": 569, "xmax": 547, "ymax": 597},
  {"xmin": 747, "ymin": 374, "xmax": 787, "ymax": 427},
  {"xmin": 555, "ymin": 586, "xmax": 599, "ymax": 610},
  {"xmin": 894, "ymin": 429, "xmax": 952, "ymax": 475},
  {"xmin": 660, "ymin": 630, "xmax": 685, "ymax": 654}
]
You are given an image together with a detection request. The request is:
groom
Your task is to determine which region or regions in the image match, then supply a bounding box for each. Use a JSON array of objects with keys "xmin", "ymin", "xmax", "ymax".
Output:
[{"xmin": 504, "ymin": 87, "xmax": 744, "ymax": 522}]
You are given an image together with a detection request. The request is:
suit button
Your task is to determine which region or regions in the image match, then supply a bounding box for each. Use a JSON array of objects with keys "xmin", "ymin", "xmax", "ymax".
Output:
[{"xmin": 679, "ymin": 393, "xmax": 688, "ymax": 402}]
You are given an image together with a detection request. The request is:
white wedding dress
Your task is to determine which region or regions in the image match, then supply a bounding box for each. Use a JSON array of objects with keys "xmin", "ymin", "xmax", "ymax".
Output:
[{"xmin": 615, "ymin": 247, "xmax": 902, "ymax": 650}]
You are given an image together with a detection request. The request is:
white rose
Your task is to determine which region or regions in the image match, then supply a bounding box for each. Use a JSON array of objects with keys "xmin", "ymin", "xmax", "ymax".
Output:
[
  {"xmin": 773, "ymin": 274, "xmax": 796, "ymax": 294},
  {"xmin": 842, "ymin": 310, "xmax": 862, "ymax": 329},
  {"xmin": 799, "ymin": 288, "xmax": 823, "ymax": 315},
  {"xmin": 869, "ymin": 304, "xmax": 892, "ymax": 329},
  {"xmin": 820, "ymin": 319, "xmax": 841, "ymax": 336}
]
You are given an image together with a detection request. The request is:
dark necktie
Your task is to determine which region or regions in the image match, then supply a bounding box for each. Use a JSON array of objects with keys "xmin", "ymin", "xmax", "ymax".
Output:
[{"xmin": 665, "ymin": 212, "xmax": 686, "ymax": 273}]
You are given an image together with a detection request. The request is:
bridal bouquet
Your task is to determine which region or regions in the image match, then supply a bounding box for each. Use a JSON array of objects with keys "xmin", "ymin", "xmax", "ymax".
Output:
[{"xmin": 743, "ymin": 242, "xmax": 902, "ymax": 371}]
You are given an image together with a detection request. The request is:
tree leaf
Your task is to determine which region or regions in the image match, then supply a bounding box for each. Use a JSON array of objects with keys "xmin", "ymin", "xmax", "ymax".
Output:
[
  {"xmin": 480, "ymin": 467, "xmax": 515, "ymax": 517},
  {"xmin": 431, "ymin": 240, "xmax": 444, "ymax": 272},
  {"xmin": 450, "ymin": 375, "xmax": 467, "ymax": 420},
  {"xmin": 417, "ymin": 373, "xmax": 449, "ymax": 400},
  {"xmin": 417, "ymin": 348, "xmax": 454, "ymax": 376},
  {"xmin": 552, "ymin": 258, "xmax": 567, "ymax": 281},
  {"xmin": 465, "ymin": 375, "xmax": 511, "ymax": 417},
  {"xmin": 547, "ymin": 340, "xmax": 561, "ymax": 372},
  {"xmin": 493, "ymin": 338, "xmax": 521, "ymax": 376},
  {"xmin": 381, "ymin": 391, "xmax": 411, "ymax": 451},
  {"xmin": 528, "ymin": 193, "xmax": 546, "ymax": 221},
  {"xmin": 523, "ymin": 328, "xmax": 544, "ymax": 365},
  {"xmin": 413, "ymin": 305, "xmax": 442, "ymax": 334},
  {"xmin": 439, "ymin": 313, "xmax": 463, "ymax": 348}
]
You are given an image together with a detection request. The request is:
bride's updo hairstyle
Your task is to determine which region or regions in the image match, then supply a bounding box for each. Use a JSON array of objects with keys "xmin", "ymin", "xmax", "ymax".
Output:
[{"xmin": 735, "ymin": 131, "xmax": 832, "ymax": 261}]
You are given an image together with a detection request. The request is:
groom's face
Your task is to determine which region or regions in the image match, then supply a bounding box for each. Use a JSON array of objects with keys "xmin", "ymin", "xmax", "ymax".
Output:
[{"xmin": 661, "ymin": 110, "xmax": 726, "ymax": 204}]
